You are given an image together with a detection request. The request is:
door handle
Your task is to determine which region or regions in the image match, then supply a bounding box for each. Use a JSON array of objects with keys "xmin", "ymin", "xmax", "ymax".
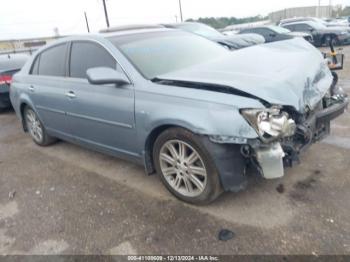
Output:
[
  {"xmin": 28, "ymin": 85, "xmax": 34, "ymax": 92},
  {"xmin": 65, "ymin": 91, "xmax": 76, "ymax": 99}
]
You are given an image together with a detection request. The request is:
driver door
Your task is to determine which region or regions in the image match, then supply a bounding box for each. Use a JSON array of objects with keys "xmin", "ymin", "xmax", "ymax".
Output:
[{"xmin": 63, "ymin": 41, "xmax": 136, "ymax": 155}]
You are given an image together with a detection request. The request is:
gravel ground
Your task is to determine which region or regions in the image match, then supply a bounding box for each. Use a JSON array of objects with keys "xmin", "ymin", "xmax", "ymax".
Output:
[{"xmin": 0, "ymin": 44, "xmax": 349, "ymax": 256}]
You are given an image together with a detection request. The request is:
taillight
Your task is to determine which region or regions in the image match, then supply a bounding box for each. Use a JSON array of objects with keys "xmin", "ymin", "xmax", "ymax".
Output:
[{"xmin": 0, "ymin": 75, "xmax": 12, "ymax": 85}]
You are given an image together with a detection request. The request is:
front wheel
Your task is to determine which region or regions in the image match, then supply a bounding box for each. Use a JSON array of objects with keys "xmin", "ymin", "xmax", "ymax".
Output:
[
  {"xmin": 24, "ymin": 106, "xmax": 56, "ymax": 146},
  {"xmin": 153, "ymin": 128, "xmax": 222, "ymax": 204}
]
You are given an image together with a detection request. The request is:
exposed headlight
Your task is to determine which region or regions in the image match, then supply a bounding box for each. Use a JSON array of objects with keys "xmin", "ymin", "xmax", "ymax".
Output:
[{"xmin": 241, "ymin": 107, "xmax": 296, "ymax": 143}]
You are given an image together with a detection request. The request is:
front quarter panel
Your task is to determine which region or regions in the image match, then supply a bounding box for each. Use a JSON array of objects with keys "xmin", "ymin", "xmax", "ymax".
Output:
[{"xmin": 135, "ymin": 82, "xmax": 263, "ymax": 153}]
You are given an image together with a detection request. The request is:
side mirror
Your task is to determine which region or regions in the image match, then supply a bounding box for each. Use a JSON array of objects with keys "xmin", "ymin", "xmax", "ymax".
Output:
[{"xmin": 86, "ymin": 67, "xmax": 130, "ymax": 86}]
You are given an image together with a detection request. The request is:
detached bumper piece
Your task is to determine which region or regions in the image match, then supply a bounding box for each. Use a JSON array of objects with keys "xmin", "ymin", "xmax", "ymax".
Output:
[
  {"xmin": 255, "ymin": 143, "xmax": 285, "ymax": 179},
  {"xmin": 254, "ymin": 95, "xmax": 348, "ymax": 179}
]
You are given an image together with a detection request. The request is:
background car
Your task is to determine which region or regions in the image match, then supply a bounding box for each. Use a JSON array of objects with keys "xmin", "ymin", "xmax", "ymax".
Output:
[
  {"xmin": 163, "ymin": 22, "xmax": 265, "ymax": 50},
  {"xmin": 239, "ymin": 25, "xmax": 313, "ymax": 43},
  {"xmin": 279, "ymin": 17, "xmax": 350, "ymax": 28},
  {"xmin": 0, "ymin": 53, "xmax": 29, "ymax": 111},
  {"xmin": 282, "ymin": 21, "xmax": 350, "ymax": 46}
]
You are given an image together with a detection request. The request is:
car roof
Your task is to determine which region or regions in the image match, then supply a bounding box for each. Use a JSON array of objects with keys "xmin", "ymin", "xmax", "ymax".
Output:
[
  {"xmin": 100, "ymin": 27, "xmax": 176, "ymax": 38},
  {"xmin": 163, "ymin": 22, "xmax": 202, "ymax": 27},
  {"xmin": 29, "ymin": 27, "xmax": 179, "ymax": 57},
  {"xmin": 99, "ymin": 24, "xmax": 165, "ymax": 33},
  {"xmin": 282, "ymin": 20, "xmax": 314, "ymax": 26},
  {"xmin": 280, "ymin": 17, "xmax": 310, "ymax": 23},
  {"xmin": 40, "ymin": 28, "xmax": 174, "ymax": 45},
  {"xmin": 241, "ymin": 26, "xmax": 272, "ymax": 30}
]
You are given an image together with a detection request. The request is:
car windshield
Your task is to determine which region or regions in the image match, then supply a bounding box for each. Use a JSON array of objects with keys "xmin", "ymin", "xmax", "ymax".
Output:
[
  {"xmin": 269, "ymin": 26, "xmax": 291, "ymax": 34},
  {"xmin": 109, "ymin": 31, "xmax": 228, "ymax": 79},
  {"xmin": 175, "ymin": 23, "xmax": 223, "ymax": 39}
]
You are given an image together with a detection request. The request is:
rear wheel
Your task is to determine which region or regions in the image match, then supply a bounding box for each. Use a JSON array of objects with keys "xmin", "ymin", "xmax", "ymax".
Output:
[
  {"xmin": 153, "ymin": 127, "xmax": 222, "ymax": 204},
  {"xmin": 24, "ymin": 106, "xmax": 56, "ymax": 146}
]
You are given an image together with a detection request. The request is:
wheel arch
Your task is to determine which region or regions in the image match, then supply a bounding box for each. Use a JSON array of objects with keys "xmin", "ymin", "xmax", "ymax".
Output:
[
  {"xmin": 19, "ymin": 102, "xmax": 30, "ymax": 131},
  {"xmin": 19, "ymin": 100, "xmax": 44, "ymax": 132},
  {"xmin": 143, "ymin": 123, "xmax": 198, "ymax": 175}
]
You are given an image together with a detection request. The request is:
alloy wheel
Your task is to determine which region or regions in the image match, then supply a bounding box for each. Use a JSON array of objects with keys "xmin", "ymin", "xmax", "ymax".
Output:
[
  {"xmin": 159, "ymin": 139, "xmax": 207, "ymax": 197},
  {"xmin": 25, "ymin": 109, "xmax": 43, "ymax": 143}
]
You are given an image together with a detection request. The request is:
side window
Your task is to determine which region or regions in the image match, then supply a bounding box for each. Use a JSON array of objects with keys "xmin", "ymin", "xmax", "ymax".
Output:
[
  {"xmin": 295, "ymin": 24, "xmax": 312, "ymax": 31},
  {"xmin": 30, "ymin": 55, "xmax": 40, "ymax": 75},
  {"xmin": 69, "ymin": 42, "xmax": 116, "ymax": 79},
  {"xmin": 284, "ymin": 25, "xmax": 294, "ymax": 31},
  {"xmin": 38, "ymin": 44, "xmax": 67, "ymax": 77},
  {"xmin": 259, "ymin": 29, "xmax": 271, "ymax": 37},
  {"xmin": 241, "ymin": 29, "xmax": 252, "ymax": 33}
]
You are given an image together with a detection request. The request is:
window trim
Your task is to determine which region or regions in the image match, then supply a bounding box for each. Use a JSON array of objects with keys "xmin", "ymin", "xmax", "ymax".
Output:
[{"xmin": 30, "ymin": 54, "xmax": 41, "ymax": 75}]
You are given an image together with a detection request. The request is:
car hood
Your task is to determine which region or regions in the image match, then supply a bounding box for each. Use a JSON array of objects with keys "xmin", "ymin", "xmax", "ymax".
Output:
[
  {"xmin": 212, "ymin": 33, "xmax": 265, "ymax": 49},
  {"xmin": 156, "ymin": 38, "xmax": 333, "ymax": 113}
]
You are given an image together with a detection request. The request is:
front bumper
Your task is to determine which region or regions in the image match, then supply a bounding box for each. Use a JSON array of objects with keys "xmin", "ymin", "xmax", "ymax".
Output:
[{"xmin": 254, "ymin": 95, "xmax": 348, "ymax": 179}]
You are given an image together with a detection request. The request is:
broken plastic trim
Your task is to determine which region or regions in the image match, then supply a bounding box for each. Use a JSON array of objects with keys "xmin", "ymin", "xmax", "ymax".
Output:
[
  {"xmin": 151, "ymin": 78, "xmax": 270, "ymax": 107},
  {"xmin": 209, "ymin": 135, "xmax": 248, "ymax": 144}
]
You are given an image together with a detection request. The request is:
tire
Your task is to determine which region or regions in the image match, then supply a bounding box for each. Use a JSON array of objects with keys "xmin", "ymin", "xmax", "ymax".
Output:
[
  {"xmin": 23, "ymin": 106, "xmax": 56, "ymax": 146},
  {"xmin": 153, "ymin": 127, "xmax": 222, "ymax": 205},
  {"xmin": 323, "ymin": 35, "xmax": 339, "ymax": 46}
]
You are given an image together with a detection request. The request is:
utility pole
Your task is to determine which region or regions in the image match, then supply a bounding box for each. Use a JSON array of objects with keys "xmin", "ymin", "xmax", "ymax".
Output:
[
  {"xmin": 84, "ymin": 12, "xmax": 90, "ymax": 33},
  {"xmin": 179, "ymin": 0, "xmax": 183, "ymax": 22},
  {"xmin": 102, "ymin": 0, "xmax": 110, "ymax": 28}
]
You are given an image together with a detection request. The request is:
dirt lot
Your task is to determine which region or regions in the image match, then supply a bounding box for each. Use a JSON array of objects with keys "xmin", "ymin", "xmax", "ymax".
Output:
[{"xmin": 0, "ymin": 45, "xmax": 349, "ymax": 256}]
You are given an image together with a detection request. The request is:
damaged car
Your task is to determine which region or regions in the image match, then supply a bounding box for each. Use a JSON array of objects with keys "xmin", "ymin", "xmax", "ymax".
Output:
[{"xmin": 10, "ymin": 28, "xmax": 348, "ymax": 204}]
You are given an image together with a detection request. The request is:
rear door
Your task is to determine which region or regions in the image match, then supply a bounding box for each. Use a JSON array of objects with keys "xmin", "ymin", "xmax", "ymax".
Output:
[
  {"xmin": 28, "ymin": 43, "xmax": 73, "ymax": 137},
  {"xmin": 64, "ymin": 41, "xmax": 136, "ymax": 155}
]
